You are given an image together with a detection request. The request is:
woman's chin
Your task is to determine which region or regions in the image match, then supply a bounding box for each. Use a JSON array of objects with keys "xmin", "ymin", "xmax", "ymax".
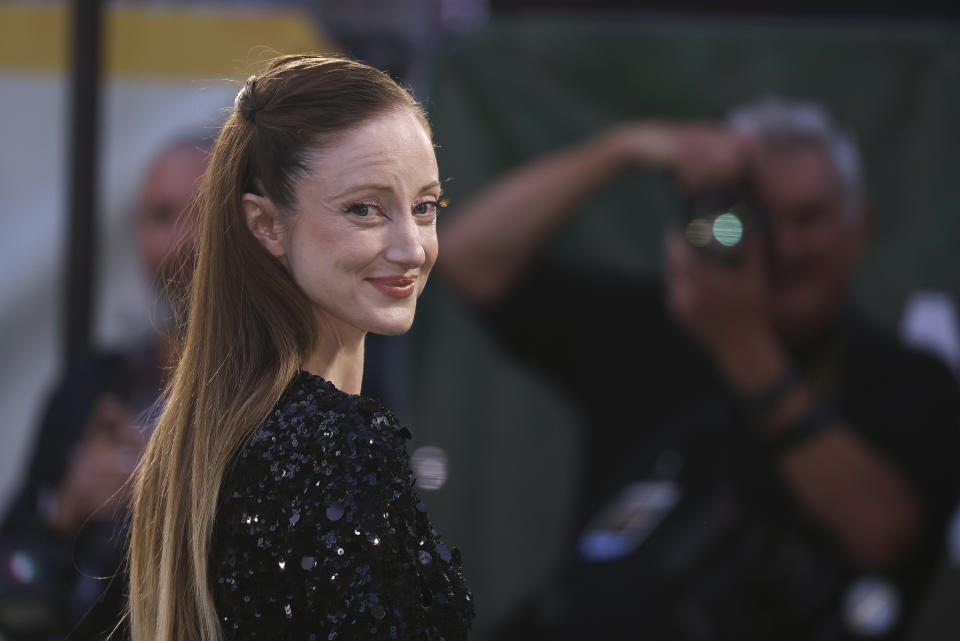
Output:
[{"xmin": 365, "ymin": 313, "xmax": 416, "ymax": 336}]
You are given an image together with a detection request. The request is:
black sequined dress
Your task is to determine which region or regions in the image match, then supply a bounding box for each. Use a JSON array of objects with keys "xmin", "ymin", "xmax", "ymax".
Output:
[{"xmin": 209, "ymin": 371, "xmax": 474, "ymax": 640}]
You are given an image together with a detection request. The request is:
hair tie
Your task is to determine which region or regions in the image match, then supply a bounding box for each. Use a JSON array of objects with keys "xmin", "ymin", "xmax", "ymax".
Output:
[{"xmin": 240, "ymin": 76, "xmax": 261, "ymax": 123}]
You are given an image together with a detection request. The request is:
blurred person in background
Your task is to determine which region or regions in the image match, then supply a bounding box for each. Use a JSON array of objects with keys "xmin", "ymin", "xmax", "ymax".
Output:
[
  {"xmin": 440, "ymin": 98, "xmax": 960, "ymax": 641},
  {"xmin": 0, "ymin": 136, "xmax": 209, "ymax": 641}
]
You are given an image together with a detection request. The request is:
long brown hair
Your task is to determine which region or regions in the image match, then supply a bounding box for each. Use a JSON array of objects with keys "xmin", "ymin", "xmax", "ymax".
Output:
[{"xmin": 128, "ymin": 55, "xmax": 429, "ymax": 641}]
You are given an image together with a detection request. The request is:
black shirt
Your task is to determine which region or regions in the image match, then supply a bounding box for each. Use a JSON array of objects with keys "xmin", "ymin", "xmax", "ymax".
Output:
[
  {"xmin": 209, "ymin": 371, "xmax": 474, "ymax": 641},
  {"xmin": 480, "ymin": 259, "xmax": 960, "ymax": 641}
]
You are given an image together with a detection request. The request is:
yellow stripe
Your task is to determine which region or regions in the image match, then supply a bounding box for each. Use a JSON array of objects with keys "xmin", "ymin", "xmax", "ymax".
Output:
[
  {"xmin": 0, "ymin": 4, "xmax": 67, "ymax": 73},
  {"xmin": 0, "ymin": 4, "xmax": 336, "ymax": 77}
]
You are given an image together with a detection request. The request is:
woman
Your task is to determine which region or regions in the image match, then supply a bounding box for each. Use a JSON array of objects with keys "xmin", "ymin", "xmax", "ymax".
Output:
[{"xmin": 128, "ymin": 55, "xmax": 473, "ymax": 641}]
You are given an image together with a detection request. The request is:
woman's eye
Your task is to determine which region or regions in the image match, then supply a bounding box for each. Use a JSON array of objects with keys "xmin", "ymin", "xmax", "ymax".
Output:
[
  {"xmin": 413, "ymin": 201, "xmax": 437, "ymax": 216},
  {"xmin": 414, "ymin": 197, "xmax": 446, "ymax": 216},
  {"xmin": 346, "ymin": 203, "xmax": 374, "ymax": 217}
]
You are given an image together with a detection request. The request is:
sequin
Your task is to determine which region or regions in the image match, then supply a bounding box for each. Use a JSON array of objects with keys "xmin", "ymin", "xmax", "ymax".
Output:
[
  {"xmin": 436, "ymin": 543, "xmax": 452, "ymax": 563},
  {"xmin": 209, "ymin": 370, "xmax": 473, "ymax": 639}
]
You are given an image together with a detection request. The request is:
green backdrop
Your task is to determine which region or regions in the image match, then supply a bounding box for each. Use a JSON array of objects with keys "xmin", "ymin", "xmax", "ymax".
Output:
[{"xmin": 405, "ymin": 16, "xmax": 960, "ymax": 638}]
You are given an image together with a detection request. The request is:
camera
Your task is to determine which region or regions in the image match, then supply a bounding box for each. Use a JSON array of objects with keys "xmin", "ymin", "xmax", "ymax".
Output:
[{"xmin": 682, "ymin": 187, "xmax": 767, "ymax": 266}]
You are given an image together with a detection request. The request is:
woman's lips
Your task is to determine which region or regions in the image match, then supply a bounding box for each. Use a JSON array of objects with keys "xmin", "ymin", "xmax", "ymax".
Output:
[{"xmin": 367, "ymin": 275, "xmax": 417, "ymax": 298}]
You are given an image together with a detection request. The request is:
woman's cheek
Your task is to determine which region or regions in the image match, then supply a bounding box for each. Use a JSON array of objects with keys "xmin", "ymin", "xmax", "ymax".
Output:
[{"xmin": 423, "ymin": 229, "xmax": 439, "ymax": 270}]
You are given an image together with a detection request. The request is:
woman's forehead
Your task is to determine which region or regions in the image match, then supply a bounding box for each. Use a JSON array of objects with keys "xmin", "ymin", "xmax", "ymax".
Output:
[{"xmin": 303, "ymin": 111, "xmax": 438, "ymax": 196}]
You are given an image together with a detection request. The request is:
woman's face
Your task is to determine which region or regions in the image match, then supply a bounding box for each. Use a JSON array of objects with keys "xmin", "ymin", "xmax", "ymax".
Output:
[{"xmin": 270, "ymin": 108, "xmax": 440, "ymax": 337}]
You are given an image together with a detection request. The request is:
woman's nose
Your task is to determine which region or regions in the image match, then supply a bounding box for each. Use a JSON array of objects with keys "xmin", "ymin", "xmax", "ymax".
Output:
[{"xmin": 384, "ymin": 215, "xmax": 426, "ymax": 268}]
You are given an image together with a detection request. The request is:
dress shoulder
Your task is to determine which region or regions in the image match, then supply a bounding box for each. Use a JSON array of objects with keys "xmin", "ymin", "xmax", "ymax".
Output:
[{"xmin": 209, "ymin": 371, "xmax": 473, "ymax": 640}]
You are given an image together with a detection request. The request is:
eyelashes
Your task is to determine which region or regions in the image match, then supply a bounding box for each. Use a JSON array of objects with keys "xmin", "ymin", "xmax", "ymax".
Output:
[
  {"xmin": 412, "ymin": 196, "xmax": 450, "ymax": 217},
  {"xmin": 344, "ymin": 202, "xmax": 374, "ymax": 217},
  {"xmin": 345, "ymin": 202, "xmax": 377, "ymax": 217},
  {"xmin": 343, "ymin": 195, "xmax": 448, "ymax": 219}
]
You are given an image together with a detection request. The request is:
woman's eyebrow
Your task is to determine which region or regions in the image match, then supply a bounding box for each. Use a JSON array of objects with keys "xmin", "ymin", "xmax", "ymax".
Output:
[
  {"xmin": 332, "ymin": 183, "xmax": 393, "ymax": 199},
  {"xmin": 332, "ymin": 180, "xmax": 442, "ymax": 200}
]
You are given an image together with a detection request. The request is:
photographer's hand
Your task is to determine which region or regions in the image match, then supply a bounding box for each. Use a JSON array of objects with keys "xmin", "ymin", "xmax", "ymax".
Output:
[
  {"xmin": 617, "ymin": 123, "xmax": 757, "ymax": 192},
  {"xmin": 441, "ymin": 122, "xmax": 757, "ymax": 303},
  {"xmin": 52, "ymin": 395, "xmax": 145, "ymax": 537},
  {"xmin": 665, "ymin": 233, "xmax": 919, "ymax": 568},
  {"xmin": 664, "ymin": 231, "xmax": 786, "ymax": 391}
]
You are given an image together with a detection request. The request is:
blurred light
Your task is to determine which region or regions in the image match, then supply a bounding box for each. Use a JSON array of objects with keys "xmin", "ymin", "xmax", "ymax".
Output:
[
  {"xmin": 440, "ymin": 0, "xmax": 489, "ymax": 31},
  {"xmin": 7, "ymin": 551, "xmax": 37, "ymax": 584},
  {"xmin": 685, "ymin": 217, "xmax": 712, "ymax": 247},
  {"xmin": 712, "ymin": 213, "xmax": 743, "ymax": 247},
  {"xmin": 900, "ymin": 291, "xmax": 960, "ymax": 374},
  {"xmin": 949, "ymin": 502, "xmax": 960, "ymax": 567},
  {"xmin": 842, "ymin": 576, "xmax": 901, "ymax": 638},
  {"xmin": 578, "ymin": 480, "xmax": 681, "ymax": 562},
  {"xmin": 411, "ymin": 446, "xmax": 448, "ymax": 490}
]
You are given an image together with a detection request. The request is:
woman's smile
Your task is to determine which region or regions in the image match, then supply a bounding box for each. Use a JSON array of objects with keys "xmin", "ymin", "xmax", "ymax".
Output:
[{"xmin": 366, "ymin": 273, "xmax": 418, "ymax": 298}]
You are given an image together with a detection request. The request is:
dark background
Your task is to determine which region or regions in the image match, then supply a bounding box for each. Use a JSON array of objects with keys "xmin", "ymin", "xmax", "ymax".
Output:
[{"xmin": 412, "ymin": 11, "xmax": 960, "ymax": 638}]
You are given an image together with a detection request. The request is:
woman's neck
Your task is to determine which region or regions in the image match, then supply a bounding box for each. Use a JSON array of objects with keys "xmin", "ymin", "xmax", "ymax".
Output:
[{"xmin": 301, "ymin": 314, "xmax": 366, "ymax": 394}]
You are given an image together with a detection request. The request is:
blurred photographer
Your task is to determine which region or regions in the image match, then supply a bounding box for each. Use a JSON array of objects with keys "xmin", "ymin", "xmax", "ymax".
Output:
[
  {"xmin": 441, "ymin": 98, "xmax": 960, "ymax": 640},
  {"xmin": 0, "ymin": 137, "xmax": 208, "ymax": 641}
]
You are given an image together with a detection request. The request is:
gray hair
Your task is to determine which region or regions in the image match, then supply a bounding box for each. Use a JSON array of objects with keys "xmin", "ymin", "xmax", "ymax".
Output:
[{"xmin": 727, "ymin": 97, "xmax": 864, "ymax": 219}]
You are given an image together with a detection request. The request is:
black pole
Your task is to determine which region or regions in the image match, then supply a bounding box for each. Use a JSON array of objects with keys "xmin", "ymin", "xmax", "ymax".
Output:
[{"xmin": 64, "ymin": 0, "xmax": 103, "ymax": 366}]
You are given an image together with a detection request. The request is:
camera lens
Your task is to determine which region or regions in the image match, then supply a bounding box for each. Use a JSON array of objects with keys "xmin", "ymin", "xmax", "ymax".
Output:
[
  {"xmin": 712, "ymin": 212, "xmax": 744, "ymax": 248},
  {"xmin": 683, "ymin": 190, "xmax": 761, "ymax": 265}
]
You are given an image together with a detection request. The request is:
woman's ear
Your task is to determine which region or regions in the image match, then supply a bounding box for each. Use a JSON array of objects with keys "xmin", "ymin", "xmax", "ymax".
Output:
[{"xmin": 242, "ymin": 193, "xmax": 286, "ymax": 260}]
